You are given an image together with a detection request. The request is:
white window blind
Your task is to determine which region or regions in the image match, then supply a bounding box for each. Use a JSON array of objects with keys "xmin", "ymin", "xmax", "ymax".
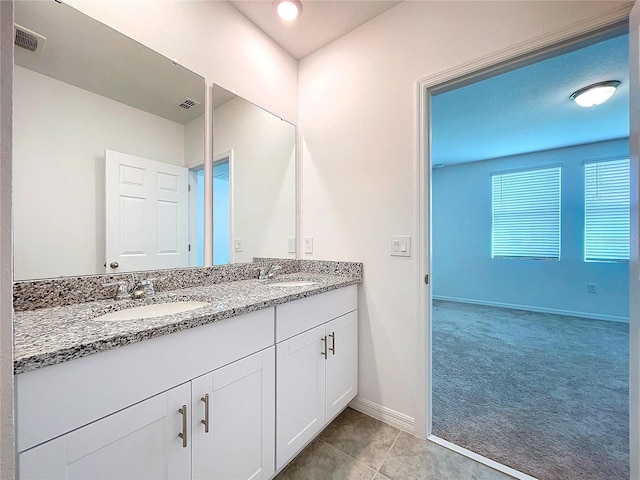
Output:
[
  {"xmin": 584, "ymin": 158, "xmax": 630, "ymax": 262},
  {"xmin": 492, "ymin": 166, "xmax": 561, "ymax": 260}
]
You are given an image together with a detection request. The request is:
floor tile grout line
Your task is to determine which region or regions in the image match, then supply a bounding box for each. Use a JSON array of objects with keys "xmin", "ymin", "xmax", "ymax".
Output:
[
  {"xmin": 374, "ymin": 429, "xmax": 402, "ymax": 477},
  {"xmin": 316, "ymin": 437, "xmax": 379, "ymax": 477}
]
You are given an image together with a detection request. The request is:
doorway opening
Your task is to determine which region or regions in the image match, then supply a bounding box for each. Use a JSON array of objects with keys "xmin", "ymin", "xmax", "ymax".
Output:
[
  {"xmin": 427, "ymin": 31, "xmax": 630, "ymax": 480},
  {"xmin": 190, "ymin": 156, "xmax": 232, "ymax": 266}
]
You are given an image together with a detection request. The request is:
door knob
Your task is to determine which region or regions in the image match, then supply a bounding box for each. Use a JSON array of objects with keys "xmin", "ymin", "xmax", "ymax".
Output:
[{"xmin": 109, "ymin": 261, "xmax": 119, "ymax": 269}]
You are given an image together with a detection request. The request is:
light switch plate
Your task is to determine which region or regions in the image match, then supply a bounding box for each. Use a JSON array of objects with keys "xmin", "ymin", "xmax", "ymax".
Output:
[
  {"xmin": 304, "ymin": 237, "xmax": 313, "ymax": 254},
  {"xmin": 234, "ymin": 238, "xmax": 243, "ymax": 252},
  {"xmin": 288, "ymin": 237, "xmax": 296, "ymax": 254},
  {"xmin": 390, "ymin": 235, "xmax": 411, "ymax": 257}
]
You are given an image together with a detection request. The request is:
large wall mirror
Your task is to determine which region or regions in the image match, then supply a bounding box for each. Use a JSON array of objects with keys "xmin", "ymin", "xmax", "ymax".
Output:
[
  {"xmin": 210, "ymin": 84, "xmax": 296, "ymax": 265},
  {"xmin": 13, "ymin": 0, "xmax": 297, "ymax": 281}
]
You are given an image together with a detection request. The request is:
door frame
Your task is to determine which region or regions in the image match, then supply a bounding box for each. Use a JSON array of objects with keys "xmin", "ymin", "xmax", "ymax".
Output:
[{"xmin": 416, "ymin": 4, "xmax": 633, "ymax": 478}]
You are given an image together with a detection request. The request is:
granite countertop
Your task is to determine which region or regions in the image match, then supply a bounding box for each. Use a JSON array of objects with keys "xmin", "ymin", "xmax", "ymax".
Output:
[{"xmin": 14, "ymin": 272, "xmax": 360, "ymax": 375}]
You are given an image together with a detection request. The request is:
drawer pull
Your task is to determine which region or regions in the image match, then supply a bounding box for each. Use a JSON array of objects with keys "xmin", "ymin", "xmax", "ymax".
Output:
[
  {"xmin": 201, "ymin": 394, "xmax": 210, "ymax": 433},
  {"xmin": 178, "ymin": 405, "xmax": 187, "ymax": 448},
  {"xmin": 329, "ymin": 332, "xmax": 335, "ymax": 355},
  {"xmin": 321, "ymin": 335, "xmax": 328, "ymax": 359}
]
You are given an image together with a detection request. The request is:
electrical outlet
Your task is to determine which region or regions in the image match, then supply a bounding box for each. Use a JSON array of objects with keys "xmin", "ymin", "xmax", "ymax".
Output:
[
  {"xmin": 587, "ymin": 283, "xmax": 597, "ymax": 294},
  {"xmin": 234, "ymin": 238, "xmax": 243, "ymax": 252},
  {"xmin": 304, "ymin": 237, "xmax": 313, "ymax": 254}
]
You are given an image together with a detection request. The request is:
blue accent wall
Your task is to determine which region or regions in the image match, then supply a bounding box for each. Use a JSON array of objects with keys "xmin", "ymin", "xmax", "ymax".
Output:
[{"xmin": 432, "ymin": 138, "xmax": 629, "ymax": 321}]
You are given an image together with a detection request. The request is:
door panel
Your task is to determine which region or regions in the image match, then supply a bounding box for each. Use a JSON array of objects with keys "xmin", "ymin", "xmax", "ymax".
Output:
[
  {"xmin": 105, "ymin": 150, "xmax": 188, "ymax": 273},
  {"xmin": 276, "ymin": 324, "xmax": 326, "ymax": 470},
  {"xmin": 191, "ymin": 348, "xmax": 275, "ymax": 480},
  {"xmin": 326, "ymin": 311, "xmax": 358, "ymax": 420},
  {"xmin": 18, "ymin": 383, "xmax": 191, "ymax": 480}
]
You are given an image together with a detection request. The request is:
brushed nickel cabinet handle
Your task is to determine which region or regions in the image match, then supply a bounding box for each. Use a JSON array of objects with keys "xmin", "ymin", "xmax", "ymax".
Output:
[
  {"xmin": 321, "ymin": 335, "xmax": 328, "ymax": 359},
  {"xmin": 201, "ymin": 394, "xmax": 210, "ymax": 433},
  {"xmin": 329, "ymin": 332, "xmax": 335, "ymax": 355},
  {"xmin": 178, "ymin": 405, "xmax": 187, "ymax": 448}
]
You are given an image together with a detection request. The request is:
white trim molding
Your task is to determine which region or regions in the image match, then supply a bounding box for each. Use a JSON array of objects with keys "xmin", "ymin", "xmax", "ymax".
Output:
[
  {"xmin": 433, "ymin": 296, "xmax": 629, "ymax": 324},
  {"xmin": 349, "ymin": 396, "xmax": 415, "ymax": 435}
]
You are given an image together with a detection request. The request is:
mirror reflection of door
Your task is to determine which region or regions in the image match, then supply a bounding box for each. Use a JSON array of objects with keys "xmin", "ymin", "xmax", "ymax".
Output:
[
  {"xmin": 105, "ymin": 150, "xmax": 189, "ymax": 273},
  {"xmin": 191, "ymin": 157, "xmax": 231, "ymax": 266}
]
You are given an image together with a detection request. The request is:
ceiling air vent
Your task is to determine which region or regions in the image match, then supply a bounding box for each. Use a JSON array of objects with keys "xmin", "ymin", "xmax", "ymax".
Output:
[
  {"xmin": 14, "ymin": 24, "xmax": 46, "ymax": 55},
  {"xmin": 179, "ymin": 98, "xmax": 199, "ymax": 110}
]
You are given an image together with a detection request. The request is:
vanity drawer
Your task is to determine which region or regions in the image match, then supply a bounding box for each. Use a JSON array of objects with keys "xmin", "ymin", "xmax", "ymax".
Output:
[
  {"xmin": 275, "ymin": 285, "xmax": 357, "ymax": 343},
  {"xmin": 16, "ymin": 307, "xmax": 275, "ymax": 453}
]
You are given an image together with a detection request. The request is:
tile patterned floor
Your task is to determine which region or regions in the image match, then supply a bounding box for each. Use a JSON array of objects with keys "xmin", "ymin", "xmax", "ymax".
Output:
[{"xmin": 275, "ymin": 408, "xmax": 515, "ymax": 480}]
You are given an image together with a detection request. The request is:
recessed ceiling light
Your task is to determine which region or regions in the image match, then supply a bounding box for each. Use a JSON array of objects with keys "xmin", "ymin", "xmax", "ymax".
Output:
[
  {"xmin": 273, "ymin": 0, "xmax": 302, "ymax": 21},
  {"xmin": 570, "ymin": 80, "xmax": 621, "ymax": 107}
]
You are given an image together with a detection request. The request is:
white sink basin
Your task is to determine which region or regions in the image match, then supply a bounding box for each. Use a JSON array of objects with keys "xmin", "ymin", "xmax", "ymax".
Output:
[
  {"xmin": 94, "ymin": 301, "xmax": 210, "ymax": 322},
  {"xmin": 268, "ymin": 281, "xmax": 319, "ymax": 288}
]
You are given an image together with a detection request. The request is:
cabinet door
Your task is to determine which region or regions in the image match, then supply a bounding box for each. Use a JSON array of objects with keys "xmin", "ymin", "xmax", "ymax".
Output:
[
  {"xmin": 276, "ymin": 324, "xmax": 326, "ymax": 470},
  {"xmin": 18, "ymin": 383, "xmax": 191, "ymax": 480},
  {"xmin": 191, "ymin": 347, "xmax": 275, "ymax": 480},
  {"xmin": 326, "ymin": 311, "xmax": 359, "ymax": 420}
]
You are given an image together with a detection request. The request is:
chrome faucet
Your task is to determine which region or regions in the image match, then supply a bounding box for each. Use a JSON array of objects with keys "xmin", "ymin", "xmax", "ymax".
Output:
[
  {"xmin": 103, "ymin": 280, "xmax": 131, "ymax": 300},
  {"xmin": 131, "ymin": 278, "xmax": 157, "ymax": 300},
  {"xmin": 258, "ymin": 265, "xmax": 282, "ymax": 281}
]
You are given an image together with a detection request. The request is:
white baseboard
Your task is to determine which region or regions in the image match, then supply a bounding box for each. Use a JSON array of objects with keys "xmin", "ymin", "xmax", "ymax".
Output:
[
  {"xmin": 349, "ymin": 396, "xmax": 415, "ymax": 434},
  {"xmin": 433, "ymin": 295, "xmax": 629, "ymax": 323}
]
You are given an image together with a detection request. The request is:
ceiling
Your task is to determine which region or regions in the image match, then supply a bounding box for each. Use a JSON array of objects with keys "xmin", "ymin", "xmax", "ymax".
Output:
[
  {"xmin": 228, "ymin": 1, "xmax": 628, "ymax": 165},
  {"xmin": 14, "ymin": 0, "xmax": 205, "ymax": 125},
  {"xmin": 431, "ymin": 34, "xmax": 629, "ymax": 166},
  {"xmin": 227, "ymin": 0, "xmax": 401, "ymax": 60}
]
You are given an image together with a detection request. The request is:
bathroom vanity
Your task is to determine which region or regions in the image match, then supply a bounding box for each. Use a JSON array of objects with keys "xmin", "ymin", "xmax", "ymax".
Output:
[{"xmin": 13, "ymin": 261, "xmax": 361, "ymax": 479}]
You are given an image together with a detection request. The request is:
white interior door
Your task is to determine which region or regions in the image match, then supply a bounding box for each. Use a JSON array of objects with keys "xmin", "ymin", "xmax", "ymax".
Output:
[{"xmin": 105, "ymin": 150, "xmax": 189, "ymax": 273}]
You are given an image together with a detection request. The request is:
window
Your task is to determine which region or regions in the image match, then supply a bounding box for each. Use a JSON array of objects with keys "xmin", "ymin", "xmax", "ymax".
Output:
[
  {"xmin": 584, "ymin": 158, "xmax": 630, "ymax": 262},
  {"xmin": 492, "ymin": 166, "xmax": 561, "ymax": 260}
]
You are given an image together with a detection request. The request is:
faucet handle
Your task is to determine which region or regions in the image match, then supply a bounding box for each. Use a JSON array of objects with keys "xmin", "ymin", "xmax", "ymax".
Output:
[
  {"xmin": 268, "ymin": 265, "xmax": 282, "ymax": 278},
  {"xmin": 139, "ymin": 278, "xmax": 157, "ymax": 296},
  {"xmin": 103, "ymin": 280, "xmax": 131, "ymax": 300},
  {"xmin": 256, "ymin": 266, "xmax": 269, "ymax": 280}
]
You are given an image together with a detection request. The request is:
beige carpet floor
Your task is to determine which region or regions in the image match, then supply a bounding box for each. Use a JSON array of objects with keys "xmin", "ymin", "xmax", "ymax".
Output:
[{"xmin": 432, "ymin": 300, "xmax": 629, "ymax": 480}]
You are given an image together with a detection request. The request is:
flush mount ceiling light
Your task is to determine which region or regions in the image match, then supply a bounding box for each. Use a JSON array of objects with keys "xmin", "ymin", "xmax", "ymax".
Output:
[
  {"xmin": 273, "ymin": 0, "xmax": 303, "ymax": 21},
  {"xmin": 570, "ymin": 80, "xmax": 621, "ymax": 107}
]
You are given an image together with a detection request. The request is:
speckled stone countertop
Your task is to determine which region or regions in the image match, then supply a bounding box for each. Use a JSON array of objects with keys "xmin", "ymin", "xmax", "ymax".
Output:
[{"xmin": 14, "ymin": 271, "xmax": 360, "ymax": 375}]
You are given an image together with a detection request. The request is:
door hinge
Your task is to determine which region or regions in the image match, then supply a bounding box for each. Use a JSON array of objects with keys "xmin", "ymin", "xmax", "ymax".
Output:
[
  {"xmin": 188, "ymin": 184, "xmax": 191, "ymax": 192},
  {"xmin": 188, "ymin": 244, "xmax": 191, "ymax": 252},
  {"xmin": 424, "ymin": 274, "xmax": 429, "ymax": 285}
]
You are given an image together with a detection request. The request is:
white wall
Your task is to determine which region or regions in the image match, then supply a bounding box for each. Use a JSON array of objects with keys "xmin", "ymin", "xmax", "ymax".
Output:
[
  {"xmin": 13, "ymin": 66, "xmax": 185, "ymax": 280},
  {"xmin": 184, "ymin": 113, "xmax": 205, "ymax": 168},
  {"xmin": 0, "ymin": 1, "xmax": 13, "ymax": 477},
  {"xmin": 213, "ymin": 97, "xmax": 296, "ymax": 263},
  {"xmin": 433, "ymin": 139, "xmax": 629, "ymax": 321},
  {"xmin": 66, "ymin": 0, "xmax": 298, "ymax": 124},
  {"xmin": 298, "ymin": 1, "xmax": 631, "ymax": 432}
]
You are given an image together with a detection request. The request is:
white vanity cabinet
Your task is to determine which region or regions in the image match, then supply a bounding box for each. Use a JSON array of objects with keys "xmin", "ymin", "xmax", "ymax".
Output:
[
  {"xmin": 275, "ymin": 285, "xmax": 358, "ymax": 470},
  {"xmin": 17, "ymin": 308, "xmax": 276, "ymax": 480},
  {"xmin": 15, "ymin": 282, "xmax": 359, "ymax": 479},
  {"xmin": 191, "ymin": 347, "xmax": 275, "ymax": 480},
  {"xmin": 19, "ymin": 382, "xmax": 192, "ymax": 479}
]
